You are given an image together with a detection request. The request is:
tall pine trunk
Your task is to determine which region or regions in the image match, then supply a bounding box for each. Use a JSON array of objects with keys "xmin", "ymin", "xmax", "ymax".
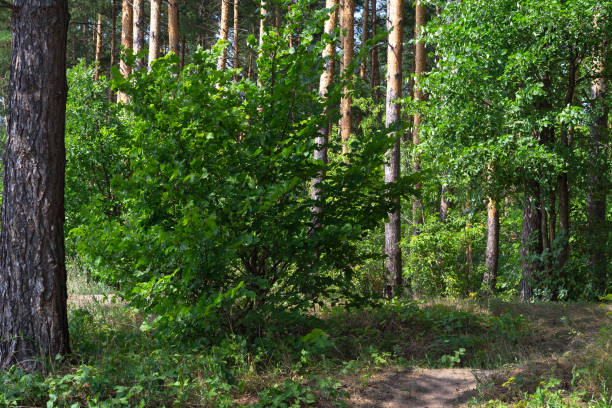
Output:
[
  {"xmin": 586, "ymin": 36, "xmax": 610, "ymax": 295},
  {"xmin": 311, "ymin": 0, "xmax": 339, "ymax": 228},
  {"xmin": 369, "ymin": 0, "xmax": 380, "ymax": 101},
  {"xmin": 412, "ymin": 0, "xmax": 426, "ymax": 230},
  {"xmin": 168, "ymin": 0, "xmax": 180, "ymax": 55},
  {"xmin": 340, "ymin": 0, "xmax": 354, "ymax": 156},
  {"xmin": 94, "ymin": 13, "xmax": 103, "ymax": 81},
  {"xmin": 109, "ymin": 0, "xmax": 117, "ymax": 100},
  {"xmin": 148, "ymin": 0, "xmax": 161, "ymax": 67},
  {"xmin": 218, "ymin": 0, "xmax": 230, "ymax": 70},
  {"xmin": 0, "ymin": 0, "xmax": 71, "ymax": 370},
  {"xmin": 234, "ymin": 0, "xmax": 239, "ymax": 71},
  {"xmin": 118, "ymin": 0, "xmax": 133, "ymax": 103},
  {"xmin": 133, "ymin": 0, "xmax": 145, "ymax": 68},
  {"xmin": 383, "ymin": 0, "xmax": 404, "ymax": 299},
  {"xmin": 483, "ymin": 197, "xmax": 500, "ymax": 295},
  {"xmin": 520, "ymin": 183, "xmax": 543, "ymax": 301}
]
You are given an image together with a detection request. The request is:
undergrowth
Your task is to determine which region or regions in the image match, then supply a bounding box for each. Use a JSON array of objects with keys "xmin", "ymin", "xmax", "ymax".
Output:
[{"xmin": 0, "ymin": 290, "xmax": 609, "ymax": 407}]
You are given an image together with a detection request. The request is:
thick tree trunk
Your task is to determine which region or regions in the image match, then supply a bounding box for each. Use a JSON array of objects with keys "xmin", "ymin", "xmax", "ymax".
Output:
[
  {"xmin": 383, "ymin": 0, "xmax": 404, "ymax": 299},
  {"xmin": 369, "ymin": 0, "xmax": 380, "ymax": 100},
  {"xmin": 133, "ymin": 0, "xmax": 145, "ymax": 68},
  {"xmin": 118, "ymin": 0, "xmax": 133, "ymax": 103},
  {"xmin": 586, "ymin": 39, "xmax": 610, "ymax": 295},
  {"xmin": 520, "ymin": 184, "xmax": 543, "ymax": 301},
  {"xmin": 311, "ymin": 0, "xmax": 339, "ymax": 227},
  {"xmin": 0, "ymin": 0, "xmax": 71, "ymax": 370},
  {"xmin": 412, "ymin": 0, "xmax": 426, "ymax": 229},
  {"xmin": 482, "ymin": 197, "xmax": 500, "ymax": 295},
  {"xmin": 234, "ymin": 0, "xmax": 239, "ymax": 71},
  {"xmin": 168, "ymin": 0, "xmax": 180, "ymax": 55},
  {"xmin": 340, "ymin": 0, "xmax": 354, "ymax": 156},
  {"xmin": 148, "ymin": 0, "xmax": 161, "ymax": 67},
  {"xmin": 94, "ymin": 13, "xmax": 103, "ymax": 81},
  {"xmin": 218, "ymin": 0, "xmax": 230, "ymax": 70}
]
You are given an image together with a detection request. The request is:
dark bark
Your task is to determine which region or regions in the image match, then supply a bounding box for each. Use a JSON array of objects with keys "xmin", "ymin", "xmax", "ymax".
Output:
[
  {"xmin": 369, "ymin": 0, "xmax": 380, "ymax": 101},
  {"xmin": 383, "ymin": 0, "xmax": 404, "ymax": 299},
  {"xmin": 109, "ymin": 0, "xmax": 117, "ymax": 101},
  {"xmin": 411, "ymin": 0, "xmax": 426, "ymax": 231},
  {"xmin": 556, "ymin": 58, "xmax": 577, "ymax": 270},
  {"xmin": 0, "ymin": 0, "xmax": 71, "ymax": 370},
  {"xmin": 482, "ymin": 198, "xmax": 500, "ymax": 295},
  {"xmin": 586, "ymin": 39, "xmax": 610, "ymax": 295},
  {"xmin": 520, "ymin": 184, "xmax": 543, "ymax": 302},
  {"xmin": 439, "ymin": 184, "xmax": 450, "ymax": 223}
]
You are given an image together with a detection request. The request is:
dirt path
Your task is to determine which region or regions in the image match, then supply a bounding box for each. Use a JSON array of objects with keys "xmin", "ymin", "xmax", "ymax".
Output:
[{"xmin": 347, "ymin": 368, "xmax": 488, "ymax": 408}]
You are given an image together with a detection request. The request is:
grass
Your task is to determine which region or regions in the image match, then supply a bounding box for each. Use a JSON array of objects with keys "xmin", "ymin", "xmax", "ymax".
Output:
[{"xmin": 0, "ymin": 269, "xmax": 609, "ymax": 407}]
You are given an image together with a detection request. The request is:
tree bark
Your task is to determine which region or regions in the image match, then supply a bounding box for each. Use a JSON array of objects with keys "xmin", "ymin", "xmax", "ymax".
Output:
[
  {"xmin": 311, "ymin": 0, "xmax": 339, "ymax": 228},
  {"xmin": 133, "ymin": 0, "xmax": 145, "ymax": 68},
  {"xmin": 586, "ymin": 36, "xmax": 610, "ymax": 295},
  {"xmin": 340, "ymin": 0, "xmax": 354, "ymax": 156},
  {"xmin": 109, "ymin": 0, "xmax": 117, "ymax": 100},
  {"xmin": 168, "ymin": 0, "xmax": 180, "ymax": 55},
  {"xmin": 369, "ymin": 0, "xmax": 380, "ymax": 100},
  {"xmin": 360, "ymin": 0, "xmax": 369, "ymax": 81},
  {"xmin": 233, "ymin": 0, "xmax": 239, "ymax": 72},
  {"xmin": 412, "ymin": 0, "xmax": 426, "ymax": 229},
  {"xmin": 118, "ymin": 0, "xmax": 133, "ymax": 103},
  {"xmin": 148, "ymin": 0, "xmax": 161, "ymax": 67},
  {"xmin": 218, "ymin": 0, "xmax": 230, "ymax": 71},
  {"xmin": 439, "ymin": 184, "xmax": 450, "ymax": 222},
  {"xmin": 0, "ymin": 0, "xmax": 71, "ymax": 370},
  {"xmin": 482, "ymin": 197, "xmax": 500, "ymax": 295},
  {"xmin": 383, "ymin": 0, "xmax": 404, "ymax": 299},
  {"xmin": 520, "ymin": 184, "xmax": 543, "ymax": 302},
  {"xmin": 94, "ymin": 13, "xmax": 103, "ymax": 81},
  {"xmin": 257, "ymin": 0, "xmax": 267, "ymax": 86}
]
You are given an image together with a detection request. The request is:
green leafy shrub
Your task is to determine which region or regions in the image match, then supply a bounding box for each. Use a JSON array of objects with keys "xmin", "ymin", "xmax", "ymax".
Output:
[{"xmin": 68, "ymin": 2, "xmax": 413, "ymax": 340}]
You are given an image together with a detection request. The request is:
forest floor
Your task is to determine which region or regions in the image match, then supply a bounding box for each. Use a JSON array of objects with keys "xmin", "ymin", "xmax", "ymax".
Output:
[
  {"xmin": 58, "ymin": 272, "xmax": 612, "ymax": 407},
  {"xmin": 334, "ymin": 301, "xmax": 611, "ymax": 407}
]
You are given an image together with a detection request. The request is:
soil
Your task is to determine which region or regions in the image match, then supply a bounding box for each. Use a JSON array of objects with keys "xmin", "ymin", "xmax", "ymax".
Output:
[{"xmin": 347, "ymin": 368, "xmax": 489, "ymax": 408}]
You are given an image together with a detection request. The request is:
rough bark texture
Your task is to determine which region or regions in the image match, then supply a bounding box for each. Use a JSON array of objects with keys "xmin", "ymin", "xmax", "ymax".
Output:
[
  {"xmin": 133, "ymin": 0, "xmax": 145, "ymax": 68},
  {"xmin": 0, "ymin": 0, "xmax": 71, "ymax": 370},
  {"xmin": 340, "ymin": 0, "xmax": 354, "ymax": 156},
  {"xmin": 520, "ymin": 185, "xmax": 543, "ymax": 302},
  {"xmin": 94, "ymin": 13, "xmax": 103, "ymax": 81},
  {"xmin": 412, "ymin": 0, "xmax": 426, "ymax": 229},
  {"xmin": 218, "ymin": 0, "xmax": 230, "ymax": 71},
  {"xmin": 586, "ymin": 38, "xmax": 610, "ymax": 295},
  {"xmin": 168, "ymin": 0, "xmax": 180, "ymax": 55},
  {"xmin": 148, "ymin": 0, "xmax": 161, "ymax": 67},
  {"xmin": 482, "ymin": 198, "xmax": 500, "ymax": 295},
  {"xmin": 118, "ymin": 0, "xmax": 133, "ymax": 103},
  {"xmin": 233, "ymin": 0, "xmax": 239, "ymax": 71},
  {"xmin": 383, "ymin": 0, "xmax": 404, "ymax": 299},
  {"xmin": 311, "ymin": 0, "xmax": 338, "ymax": 225}
]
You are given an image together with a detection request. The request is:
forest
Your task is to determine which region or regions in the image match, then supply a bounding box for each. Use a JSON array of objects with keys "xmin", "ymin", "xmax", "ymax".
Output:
[{"xmin": 0, "ymin": 0, "xmax": 610, "ymax": 406}]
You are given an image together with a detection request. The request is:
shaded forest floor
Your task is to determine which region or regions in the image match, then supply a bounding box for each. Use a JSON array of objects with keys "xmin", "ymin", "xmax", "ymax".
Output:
[{"xmin": 2, "ymin": 272, "xmax": 608, "ymax": 407}]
